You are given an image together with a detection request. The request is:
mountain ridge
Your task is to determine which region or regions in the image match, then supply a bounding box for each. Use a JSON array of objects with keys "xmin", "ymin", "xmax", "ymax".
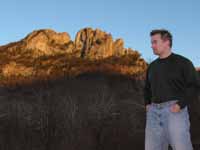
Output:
[{"xmin": 0, "ymin": 28, "xmax": 147, "ymax": 86}]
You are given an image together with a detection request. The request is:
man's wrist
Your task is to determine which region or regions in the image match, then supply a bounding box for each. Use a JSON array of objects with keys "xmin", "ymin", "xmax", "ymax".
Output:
[{"xmin": 176, "ymin": 101, "xmax": 186, "ymax": 109}]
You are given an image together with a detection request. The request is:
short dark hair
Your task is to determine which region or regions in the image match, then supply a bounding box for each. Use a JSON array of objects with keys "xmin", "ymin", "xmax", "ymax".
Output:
[{"xmin": 150, "ymin": 29, "xmax": 173, "ymax": 48}]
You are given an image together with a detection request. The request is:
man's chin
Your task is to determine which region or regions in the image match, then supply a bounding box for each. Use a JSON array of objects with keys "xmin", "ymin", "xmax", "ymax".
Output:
[{"xmin": 153, "ymin": 51, "xmax": 159, "ymax": 55}]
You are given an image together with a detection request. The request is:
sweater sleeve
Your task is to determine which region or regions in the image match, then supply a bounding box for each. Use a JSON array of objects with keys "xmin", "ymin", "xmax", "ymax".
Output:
[
  {"xmin": 143, "ymin": 66, "xmax": 152, "ymax": 106},
  {"xmin": 176, "ymin": 60, "xmax": 200, "ymax": 109}
]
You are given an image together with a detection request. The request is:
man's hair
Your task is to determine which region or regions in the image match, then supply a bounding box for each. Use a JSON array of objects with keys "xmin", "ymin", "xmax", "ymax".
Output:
[{"xmin": 150, "ymin": 29, "xmax": 173, "ymax": 48}]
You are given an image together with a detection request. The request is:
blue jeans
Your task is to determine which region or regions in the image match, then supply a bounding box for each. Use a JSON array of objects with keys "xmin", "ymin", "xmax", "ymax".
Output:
[{"xmin": 145, "ymin": 100, "xmax": 193, "ymax": 150}]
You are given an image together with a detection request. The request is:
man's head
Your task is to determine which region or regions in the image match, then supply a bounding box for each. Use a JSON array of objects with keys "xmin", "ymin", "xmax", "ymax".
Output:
[{"xmin": 150, "ymin": 29, "xmax": 172, "ymax": 56}]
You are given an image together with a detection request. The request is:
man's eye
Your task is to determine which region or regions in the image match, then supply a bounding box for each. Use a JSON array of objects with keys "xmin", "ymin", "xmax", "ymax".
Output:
[{"xmin": 153, "ymin": 41, "xmax": 157, "ymax": 44}]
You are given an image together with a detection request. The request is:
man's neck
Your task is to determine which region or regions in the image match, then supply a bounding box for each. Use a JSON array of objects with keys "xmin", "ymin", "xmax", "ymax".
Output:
[{"xmin": 159, "ymin": 49, "xmax": 172, "ymax": 59}]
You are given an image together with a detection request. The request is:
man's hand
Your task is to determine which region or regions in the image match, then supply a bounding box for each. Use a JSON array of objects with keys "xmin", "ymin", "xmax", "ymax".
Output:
[
  {"xmin": 170, "ymin": 104, "xmax": 181, "ymax": 113},
  {"xmin": 146, "ymin": 104, "xmax": 151, "ymax": 112}
]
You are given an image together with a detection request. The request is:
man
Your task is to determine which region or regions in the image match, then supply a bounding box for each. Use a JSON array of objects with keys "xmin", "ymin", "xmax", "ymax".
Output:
[{"xmin": 144, "ymin": 29, "xmax": 200, "ymax": 150}]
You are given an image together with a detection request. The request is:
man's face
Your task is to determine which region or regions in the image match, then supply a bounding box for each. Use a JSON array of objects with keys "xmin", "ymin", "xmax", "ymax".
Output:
[{"xmin": 151, "ymin": 34, "xmax": 169, "ymax": 56}]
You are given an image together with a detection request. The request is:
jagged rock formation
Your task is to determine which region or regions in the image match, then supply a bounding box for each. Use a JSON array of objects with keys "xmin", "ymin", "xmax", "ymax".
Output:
[
  {"xmin": 2, "ymin": 29, "xmax": 74, "ymax": 57},
  {"xmin": 0, "ymin": 28, "xmax": 139, "ymax": 59},
  {"xmin": 75, "ymin": 28, "xmax": 134, "ymax": 59},
  {"xmin": 0, "ymin": 28, "xmax": 147, "ymax": 85}
]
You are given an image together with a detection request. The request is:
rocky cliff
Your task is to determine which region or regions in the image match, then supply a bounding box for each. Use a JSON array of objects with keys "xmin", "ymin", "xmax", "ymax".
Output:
[{"xmin": 0, "ymin": 28, "xmax": 147, "ymax": 86}]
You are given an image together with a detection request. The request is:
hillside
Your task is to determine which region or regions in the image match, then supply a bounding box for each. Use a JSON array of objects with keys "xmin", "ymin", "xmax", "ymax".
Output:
[{"xmin": 0, "ymin": 28, "xmax": 147, "ymax": 86}]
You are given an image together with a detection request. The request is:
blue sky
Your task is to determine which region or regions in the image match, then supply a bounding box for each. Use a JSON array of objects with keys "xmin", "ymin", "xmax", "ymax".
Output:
[{"xmin": 0, "ymin": 0, "xmax": 200, "ymax": 66}]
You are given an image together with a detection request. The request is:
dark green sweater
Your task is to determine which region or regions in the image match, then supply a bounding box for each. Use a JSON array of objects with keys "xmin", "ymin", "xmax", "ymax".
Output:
[{"xmin": 144, "ymin": 52, "xmax": 200, "ymax": 109}]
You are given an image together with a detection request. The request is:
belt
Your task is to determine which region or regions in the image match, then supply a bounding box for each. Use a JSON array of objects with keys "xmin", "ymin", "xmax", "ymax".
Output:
[{"xmin": 151, "ymin": 100, "xmax": 178, "ymax": 108}]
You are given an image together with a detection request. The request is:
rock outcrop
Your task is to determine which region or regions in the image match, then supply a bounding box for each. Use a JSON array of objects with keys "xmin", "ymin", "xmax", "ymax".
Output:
[
  {"xmin": 75, "ymin": 28, "xmax": 134, "ymax": 59},
  {"xmin": 3, "ymin": 29, "xmax": 75, "ymax": 57},
  {"xmin": 0, "ymin": 28, "xmax": 147, "ymax": 85},
  {"xmin": 1, "ymin": 28, "xmax": 139, "ymax": 59}
]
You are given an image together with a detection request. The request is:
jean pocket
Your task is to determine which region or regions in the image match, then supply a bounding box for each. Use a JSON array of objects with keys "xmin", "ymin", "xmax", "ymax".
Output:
[
  {"xmin": 146, "ymin": 104, "xmax": 153, "ymax": 113},
  {"xmin": 170, "ymin": 106, "xmax": 190, "ymax": 130}
]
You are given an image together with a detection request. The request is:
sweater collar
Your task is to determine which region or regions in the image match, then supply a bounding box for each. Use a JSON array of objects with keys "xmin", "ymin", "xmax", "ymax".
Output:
[{"xmin": 158, "ymin": 52, "xmax": 174, "ymax": 61}]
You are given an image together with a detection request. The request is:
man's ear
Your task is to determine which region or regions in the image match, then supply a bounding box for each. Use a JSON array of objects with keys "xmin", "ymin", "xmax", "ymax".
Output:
[
  {"xmin": 163, "ymin": 39, "xmax": 170, "ymax": 47},
  {"xmin": 167, "ymin": 40, "xmax": 170, "ymax": 47}
]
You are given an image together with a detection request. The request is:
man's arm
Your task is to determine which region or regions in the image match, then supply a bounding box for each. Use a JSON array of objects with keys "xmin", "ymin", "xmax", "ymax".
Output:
[{"xmin": 176, "ymin": 60, "xmax": 200, "ymax": 109}]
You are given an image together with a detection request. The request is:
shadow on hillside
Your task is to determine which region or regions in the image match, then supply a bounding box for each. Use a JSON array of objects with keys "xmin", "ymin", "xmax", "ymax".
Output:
[{"xmin": 0, "ymin": 73, "xmax": 199, "ymax": 150}]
